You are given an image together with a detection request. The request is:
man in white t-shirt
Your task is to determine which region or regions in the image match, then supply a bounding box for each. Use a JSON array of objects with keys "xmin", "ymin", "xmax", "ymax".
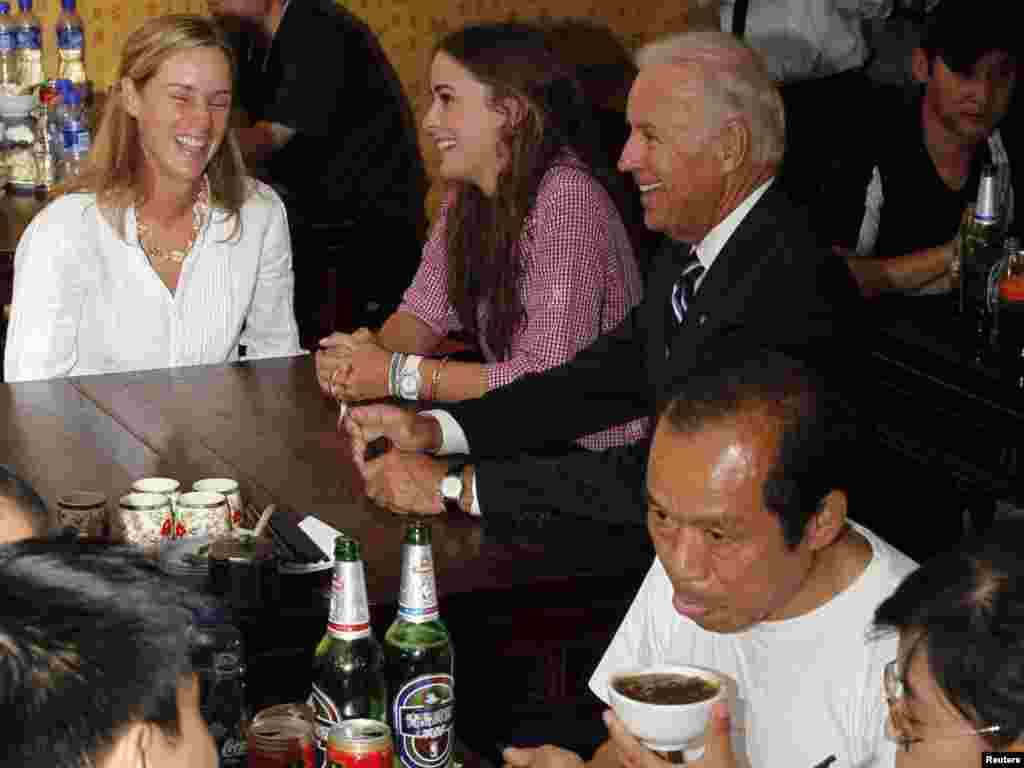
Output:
[{"xmin": 504, "ymin": 347, "xmax": 918, "ymax": 768}]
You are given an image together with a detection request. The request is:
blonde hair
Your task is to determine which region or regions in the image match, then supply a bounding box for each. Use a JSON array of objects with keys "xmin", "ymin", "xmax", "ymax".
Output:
[
  {"xmin": 55, "ymin": 14, "xmax": 249, "ymax": 239},
  {"xmin": 636, "ymin": 30, "xmax": 785, "ymax": 170}
]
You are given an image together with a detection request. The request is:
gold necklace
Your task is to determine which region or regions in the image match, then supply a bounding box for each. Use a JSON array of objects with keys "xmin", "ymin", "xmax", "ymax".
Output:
[{"xmin": 136, "ymin": 179, "xmax": 210, "ymax": 264}]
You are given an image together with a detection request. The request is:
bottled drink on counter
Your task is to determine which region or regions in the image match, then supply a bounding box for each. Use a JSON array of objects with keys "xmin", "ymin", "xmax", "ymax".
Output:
[
  {"xmin": 308, "ymin": 535, "xmax": 386, "ymax": 768},
  {"xmin": 190, "ymin": 606, "xmax": 250, "ymax": 767},
  {"xmin": 14, "ymin": 0, "xmax": 42, "ymax": 90},
  {"xmin": 60, "ymin": 84, "xmax": 89, "ymax": 177},
  {"xmin": 0, "ymin": 2, "xmax": 17, "ymax": 93},
  {"xmin": 40, "ymin": 79, "xmax": 69, "ymax": 179},
  {"xmin": 956, "ymin": 165, "xmax": 1001, "ymax": 320},
  {"xmin": 55, "ymin": 0, "xmax": 85, "ymax": 85},
  {"xmin": 384, "ymin": 522, "xmax": 455, "ymax": 768},
  {"xmin": 997, "ymin": 245, "xmax": 1024, "ymax": 380}
]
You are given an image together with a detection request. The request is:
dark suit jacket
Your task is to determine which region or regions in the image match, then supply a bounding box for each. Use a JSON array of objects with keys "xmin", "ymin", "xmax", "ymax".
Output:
[{"xmin": 443, "ymin": 185, "xmax": 862, "ymax": 538}]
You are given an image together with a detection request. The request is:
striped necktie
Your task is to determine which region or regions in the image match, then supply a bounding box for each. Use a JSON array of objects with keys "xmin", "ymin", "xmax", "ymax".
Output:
[{"xmin": 670, "ymin": 247, "xmax": 705, "ymax": 325}]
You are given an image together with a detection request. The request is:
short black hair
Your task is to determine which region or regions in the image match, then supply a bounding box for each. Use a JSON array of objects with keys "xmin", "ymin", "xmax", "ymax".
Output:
[
  {"xmin": 0, "ymin": 538, "xmax": 208, "ymax": 767},
  {"xmin": 0, "ymin": 464, "xmax": 49, "ymax": 536},
  {"xmin": 874, "ymin": 523, "xmax": 1024, "ymax": 749},
  {"xmin": 659, "ymin": 345, "xmax": 857, "ymax": 549},
  {"xmin": 919, "ymin": 0, "xmax": 1019, "ymax": 75}
]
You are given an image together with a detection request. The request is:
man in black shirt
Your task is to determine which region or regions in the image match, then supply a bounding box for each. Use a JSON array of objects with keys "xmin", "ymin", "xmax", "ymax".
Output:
[
  {"xmin": 832, "ymin": 0, "xmax": 1018, "ymax": 298},
  {"xmin": 211, "ymin": 0, "xmax": 428, "ymax": 341}
]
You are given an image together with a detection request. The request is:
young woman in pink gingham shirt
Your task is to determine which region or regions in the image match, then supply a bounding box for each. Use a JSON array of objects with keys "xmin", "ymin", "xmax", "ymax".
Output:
[{"xmin": 316, "ymin": 22, "xmax": 647, "ymax": 450}]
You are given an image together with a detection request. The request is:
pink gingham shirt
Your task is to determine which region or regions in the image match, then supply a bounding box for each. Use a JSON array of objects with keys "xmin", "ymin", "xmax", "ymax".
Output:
[{"xmin": 400, "ymin": 154, "xmax": 648, "ymax": 450}]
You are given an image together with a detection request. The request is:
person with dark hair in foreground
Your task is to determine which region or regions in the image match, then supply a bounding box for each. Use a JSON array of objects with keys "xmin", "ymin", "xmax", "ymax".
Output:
[
  {"xmin": 871, "ymin": 523, "xmax": 1024, "ymax": 765},
  {"xmin": 0, "ymin": 538, "xmax": 215, "ymax": 768},
  {"xmin": 0, "ymin": 464, "xmax": 48, "ymax": 543},
  {"xmin": 499, "ymin": 348, "xmax": 916, "ymax": 768}
]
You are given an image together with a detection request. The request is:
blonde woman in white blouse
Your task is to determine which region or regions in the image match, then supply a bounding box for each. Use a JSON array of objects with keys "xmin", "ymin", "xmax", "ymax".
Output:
[{"xmin": 3, "ymin": 15, "xmax": 300, "ymax": 383}]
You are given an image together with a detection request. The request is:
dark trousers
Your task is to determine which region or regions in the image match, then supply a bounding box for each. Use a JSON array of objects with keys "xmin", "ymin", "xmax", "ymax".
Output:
[{"xmin": 290, "ymin": 218, "xmax": 423, "ymax": 347}]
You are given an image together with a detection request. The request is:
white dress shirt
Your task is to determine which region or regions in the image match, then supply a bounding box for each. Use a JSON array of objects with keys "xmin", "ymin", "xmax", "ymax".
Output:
[
  {"xmin": 426, "ymin": 179, "xmax": 775, "ymax": 516},
  {"xmin": 4, "ymin": 179, "xmax": 301, "ymax": 382}
]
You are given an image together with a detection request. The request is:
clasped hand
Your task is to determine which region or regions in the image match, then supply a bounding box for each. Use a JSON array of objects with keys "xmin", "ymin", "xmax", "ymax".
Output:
[
  {"xmin": 343, "ymin": 404, "xmax": 449, "ymax": 516},
  {"xmin": 315, "ymin": 328, "xmax": 391, "ymax": 402}
]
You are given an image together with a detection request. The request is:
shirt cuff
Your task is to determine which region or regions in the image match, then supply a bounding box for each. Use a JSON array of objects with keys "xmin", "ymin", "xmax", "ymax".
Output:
[
  {"xmin": 469, "ymin": 472, "xmax": 481, "ymax": 517},
  {"xmin": 420, "ymin": 409, "xmax": 470, "ymax": 455}
]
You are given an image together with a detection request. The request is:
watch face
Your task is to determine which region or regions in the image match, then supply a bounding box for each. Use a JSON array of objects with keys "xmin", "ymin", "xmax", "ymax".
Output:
[
  {"xmin": 440, "ymin": 474, "xmax": 463, "ymax": 501},
  {"xmin": 398, "ymin": 370, "xmax": 420, "ymax": 400}
]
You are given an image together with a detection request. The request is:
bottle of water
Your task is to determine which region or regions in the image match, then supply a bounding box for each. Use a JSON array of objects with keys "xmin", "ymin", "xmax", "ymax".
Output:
[
  {"xmin": 190, "ymin": 606, "xmax": 250, "ymax": 767},
  {"xmin": 55, "ymin": 0, "xmax": 85, "ymax": 85},
  {"xmin": 45, "ymin": 78, "xmax": 72, "ymax": 175},
  {"xmin": 14, "ymin": 0, "xmax": 42, "ymax": 90},
  {"xmin": 0, "ymin": 2, "xmax": 17, "ymax": 92},
  {"xmin": 61, "ymin": 84, "xmax": 90, "ymax": 177}
]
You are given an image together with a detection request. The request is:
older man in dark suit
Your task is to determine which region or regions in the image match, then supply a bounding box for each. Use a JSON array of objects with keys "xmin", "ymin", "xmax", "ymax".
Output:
[{"xmin": 340, "ymin": 29, "xmax": 861, "ymax": 535}]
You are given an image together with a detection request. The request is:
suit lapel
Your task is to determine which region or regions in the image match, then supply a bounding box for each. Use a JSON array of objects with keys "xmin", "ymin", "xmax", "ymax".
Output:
[{"xmin": 664, "ymin": 188, "xmax": 783, "ymax": 362}]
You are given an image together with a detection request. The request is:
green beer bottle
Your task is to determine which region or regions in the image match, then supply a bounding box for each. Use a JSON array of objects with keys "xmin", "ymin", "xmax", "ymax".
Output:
[
  {"xmin": 384, "ymin": 522, "xmax": 455, "ymax": 768},
  {"xmin": 956, "ymin": 164, "xmax": 1000, "ymax": 317},
  {"xmin": 308, "ymin": 535, "xmax": 386, "ymax": 768}
]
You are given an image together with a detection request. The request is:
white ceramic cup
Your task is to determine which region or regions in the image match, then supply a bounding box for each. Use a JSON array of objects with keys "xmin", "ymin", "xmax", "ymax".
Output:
[
  {"xmin": 56, "ymin": 491, "xmax": 108, "ymax": 538},
  {"xmin": 176, "ymin": 491, "xmax": 231, "ymax": 539},
  {"xmin": 115, "ymin": 492, "xmax": 173, "ymax": 552},
  {"xmin": 192, "ymin": 478, "xmax": 243, "ymax": 530},
  {"xmin": 608, "ymin": 664, "xmax": 726, "ymax": 753},
  {"xmin": 131, "ymin": 477, "xmax": 181, "ymax": 511}
]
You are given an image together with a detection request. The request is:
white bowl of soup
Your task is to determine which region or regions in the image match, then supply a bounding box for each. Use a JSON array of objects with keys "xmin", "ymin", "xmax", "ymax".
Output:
[{"xmin": 608, "ymin": 664, "xmax": 726, "ymax": 752}]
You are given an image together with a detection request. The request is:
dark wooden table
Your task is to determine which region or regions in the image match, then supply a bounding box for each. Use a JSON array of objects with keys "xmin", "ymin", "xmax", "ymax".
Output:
[
  {"xmin": 3, "ymin": 354, "xmax": 649, "ymax": 602},
  {"xmin": 0, "ymin": 354, "xmax": 648, "ymax": 758},
  {"xmin": 851, "ymin": 294, "xmax": 1024, "ymax": 562}
]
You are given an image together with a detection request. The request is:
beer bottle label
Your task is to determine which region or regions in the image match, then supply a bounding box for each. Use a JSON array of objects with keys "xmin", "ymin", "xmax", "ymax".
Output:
[
  {"xmin": 308, "ymin": 682, "xmax": 341, "ymax": 758},
  {"xmin": 327, "ymin": 560, "xmax": 371, "ymax": 639},
  {"xmin": 397, "ymin": 544, "xmax": 439, "ymax": 624},
  {"xmin": 392, "ymin": 673, "xmax": 455, "ymax": 768}
]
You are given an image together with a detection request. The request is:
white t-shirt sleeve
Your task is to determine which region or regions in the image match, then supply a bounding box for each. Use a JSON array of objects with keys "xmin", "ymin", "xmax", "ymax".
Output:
[
  {"xmin": 589, "ymin": 558, "xmax": 665, "ymax": 704},
  {"xmin": 3, "ymin": 201, "xmax": 90, "ymax": 382}
]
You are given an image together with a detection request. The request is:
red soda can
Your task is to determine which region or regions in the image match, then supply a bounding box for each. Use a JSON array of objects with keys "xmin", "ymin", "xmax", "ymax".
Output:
[
  {"xmin": 326, "ymin": 720, "xmax": 393, "ymax": 768},
  {"xmin": 248, "ymin": 703, "xmax": 316, "ymax": 768}
]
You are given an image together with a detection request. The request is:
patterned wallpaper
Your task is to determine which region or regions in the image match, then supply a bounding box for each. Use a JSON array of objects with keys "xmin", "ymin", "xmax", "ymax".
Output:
[
  {"xmin": 28, "ymin": 0, "xmax": 207, "ymax": 92},
  {"xmin": 27, "ymin": 0, "xmax": 716, "ymax": 205},
  {"xmin": 28, "ymin": 0, "xmax": 716, "ymax": 92}
]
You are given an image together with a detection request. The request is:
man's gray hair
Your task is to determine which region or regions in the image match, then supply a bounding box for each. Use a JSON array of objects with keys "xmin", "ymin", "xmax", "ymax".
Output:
[{"xmin": 636, "ymin": 30, "xmax": 785, "ymax": 169}]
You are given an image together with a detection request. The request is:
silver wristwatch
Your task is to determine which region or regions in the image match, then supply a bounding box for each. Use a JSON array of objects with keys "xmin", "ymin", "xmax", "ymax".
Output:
[{"xmin": 397, "ymin": 356, "xmax": 422, "ymax": 401}]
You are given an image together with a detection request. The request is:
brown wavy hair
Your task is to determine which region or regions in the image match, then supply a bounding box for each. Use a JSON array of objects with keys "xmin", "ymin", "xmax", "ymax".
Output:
[
  {"xmin": 55, "ymin": 14, "xmax": 249, "ymax": 240},
  {"xmin": 437, "ymin": 23, "xmax": 613, "ymax": 358}
]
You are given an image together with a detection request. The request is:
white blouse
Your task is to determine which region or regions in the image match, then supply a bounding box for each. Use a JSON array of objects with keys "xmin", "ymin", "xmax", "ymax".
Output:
[{"xmin": 4, "ymin": 180, "xmax": 302, "ymax": 383}]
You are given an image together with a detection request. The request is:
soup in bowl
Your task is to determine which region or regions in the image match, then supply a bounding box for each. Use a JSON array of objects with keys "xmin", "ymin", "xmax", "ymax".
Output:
[{"xmin": 608, "ymin": 664, "xmax": 726, "ymax": 752}]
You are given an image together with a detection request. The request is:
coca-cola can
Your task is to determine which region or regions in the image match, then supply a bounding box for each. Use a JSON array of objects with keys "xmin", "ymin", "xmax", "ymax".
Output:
[
  {"xmin": 248, "ymin": 703, "xmax": 315, "ymax": 768},
  {"xmin": 326, "ymin": 720, "xmax": 393, "ymax": 768}
]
